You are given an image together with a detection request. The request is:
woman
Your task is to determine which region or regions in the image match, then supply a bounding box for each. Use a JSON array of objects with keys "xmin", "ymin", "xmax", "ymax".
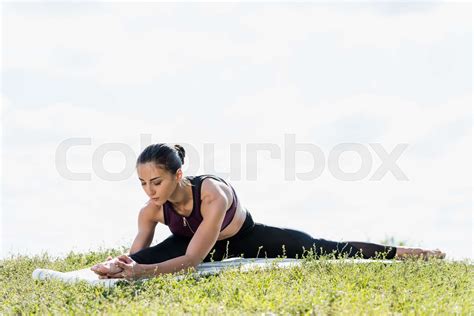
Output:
[{"xmin": 91, "ymin": 144, "xmax": 445, "ymax": 280}]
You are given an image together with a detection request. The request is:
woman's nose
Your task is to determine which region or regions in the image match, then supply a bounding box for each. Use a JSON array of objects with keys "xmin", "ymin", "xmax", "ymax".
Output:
[{"xmin": 146, "ymin": 184, "xmax": 156, "ymax": 196}]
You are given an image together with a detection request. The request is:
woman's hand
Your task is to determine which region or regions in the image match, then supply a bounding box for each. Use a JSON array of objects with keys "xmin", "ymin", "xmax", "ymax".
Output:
[
  {"xmin": 91, "ymin": 256, "xmax": 124, "ymax": 277},
  {"xmin": 102, "ymin": 254, "xmax": 143, "ymax": 280}
]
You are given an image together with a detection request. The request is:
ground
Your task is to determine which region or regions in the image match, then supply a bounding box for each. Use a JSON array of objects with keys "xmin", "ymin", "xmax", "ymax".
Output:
[{"xmin": 1, "ymin": 247, "xmax": 472, "ymax": 315}]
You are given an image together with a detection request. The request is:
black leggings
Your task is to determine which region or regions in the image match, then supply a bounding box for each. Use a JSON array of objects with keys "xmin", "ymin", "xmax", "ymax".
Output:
[{"xmin": 130, "ymin": 211, "xmax": 397, "ymax": 264}]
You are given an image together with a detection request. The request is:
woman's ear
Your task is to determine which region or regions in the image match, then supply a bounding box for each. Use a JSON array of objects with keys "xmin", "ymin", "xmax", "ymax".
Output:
[{"xmin": 175, "ymin": 168, "xmax": 183, "ymax": 181}]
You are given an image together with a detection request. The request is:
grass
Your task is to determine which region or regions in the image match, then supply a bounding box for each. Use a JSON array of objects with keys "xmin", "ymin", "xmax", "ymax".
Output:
[{"xmin": 1, "ymin": 247, "xmax": 473, "ymax": 315}]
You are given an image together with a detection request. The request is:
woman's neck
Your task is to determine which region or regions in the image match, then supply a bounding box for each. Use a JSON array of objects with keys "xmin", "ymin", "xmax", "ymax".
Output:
[{"xmin": 167, "ymin": 182, "xmax": 192, "ymax": 212}]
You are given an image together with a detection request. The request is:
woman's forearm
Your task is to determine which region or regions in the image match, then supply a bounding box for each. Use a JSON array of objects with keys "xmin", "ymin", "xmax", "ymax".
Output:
[
  {"xmin": 128, "ymin": 235, "xmax": 153, "ymax": 255},
  {"xmin": 140, "ymin": 255, "xmax": 198, "ymax": 278}
]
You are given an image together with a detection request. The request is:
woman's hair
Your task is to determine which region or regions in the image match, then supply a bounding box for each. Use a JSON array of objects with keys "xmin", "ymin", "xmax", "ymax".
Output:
[{"xmin": 136, "ymin": 143, "xmax": 191, "ymax": 186}]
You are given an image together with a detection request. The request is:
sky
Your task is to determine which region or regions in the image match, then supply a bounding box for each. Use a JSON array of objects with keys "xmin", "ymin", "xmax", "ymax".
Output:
[{"xmin": 1, "ymin": 2, "xmax": 472, "ymax": 261}]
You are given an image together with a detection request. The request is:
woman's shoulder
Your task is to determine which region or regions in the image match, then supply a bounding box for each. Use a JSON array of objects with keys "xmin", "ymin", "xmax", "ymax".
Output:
[
  {"xmin": 199, "ymin": 176, "xmax": 234, "ymax": 207},
  {"xmin": 140, "ymin": 199, "xmax": 165, "ymax": 224}
]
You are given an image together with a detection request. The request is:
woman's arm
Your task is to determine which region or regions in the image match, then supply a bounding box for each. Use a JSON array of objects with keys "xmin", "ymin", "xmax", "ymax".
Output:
[
  {"xmin": 129, "ymin": 205, "xmax": 158, "ymax": 255},
  {"xmin": 120, "ymin": 180, "xmax": 231, "ymax": 279},
  {"xmin": 142, "ymin": 203, "xmax": 226, "ymax": 276},
  {"xmin": 91, "ymin": 205, "xmax": 158, "ymax": 277}
]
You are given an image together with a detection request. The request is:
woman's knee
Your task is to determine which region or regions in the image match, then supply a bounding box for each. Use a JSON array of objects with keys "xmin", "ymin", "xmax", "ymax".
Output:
[{"xmin": 130, "ymin": 235, "xmax": 190, "ymax": 264}]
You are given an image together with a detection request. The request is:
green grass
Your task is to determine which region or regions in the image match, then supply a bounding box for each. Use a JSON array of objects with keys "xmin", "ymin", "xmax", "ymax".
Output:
[{"xmin": 1, "ymin": 248, "xmax": 473, "ymax": 315}]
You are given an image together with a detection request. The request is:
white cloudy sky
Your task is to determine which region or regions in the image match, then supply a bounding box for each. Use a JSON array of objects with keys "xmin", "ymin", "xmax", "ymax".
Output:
[{"xmin": 1, "ymin": 2, "xmax": 472, "ymax": 260}]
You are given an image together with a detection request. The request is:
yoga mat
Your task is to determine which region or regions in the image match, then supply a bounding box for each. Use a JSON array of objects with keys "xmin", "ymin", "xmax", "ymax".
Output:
[{"xmin": 32, "ymin": 258, "xmax": 397, "ymax": 288}]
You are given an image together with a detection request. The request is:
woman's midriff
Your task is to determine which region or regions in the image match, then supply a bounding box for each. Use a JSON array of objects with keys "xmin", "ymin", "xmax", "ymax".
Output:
[{"xmin": 216, "ymin": 199, "xmax": 247, "ymax": 240}]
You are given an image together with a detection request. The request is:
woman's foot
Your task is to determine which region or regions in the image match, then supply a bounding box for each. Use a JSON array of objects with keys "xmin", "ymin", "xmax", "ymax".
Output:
[
  {"xmin": 395, "ymin": 247, "xmax": 446, "ymax": 260},
  {"xmin": 91, "ymin": 257, "xmax": 124, "ymax": 276}
]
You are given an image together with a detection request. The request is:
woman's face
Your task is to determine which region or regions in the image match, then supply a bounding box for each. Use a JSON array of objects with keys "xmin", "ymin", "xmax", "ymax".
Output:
[{"xmin": 137, "ymin": 162, "xmax": 181, "ymax": 205}]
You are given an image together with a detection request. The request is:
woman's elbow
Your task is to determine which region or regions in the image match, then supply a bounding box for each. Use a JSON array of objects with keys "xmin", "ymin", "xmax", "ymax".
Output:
[{"xmin": 185, "ymin": 254, "xmax": 203, "ymax": 268}]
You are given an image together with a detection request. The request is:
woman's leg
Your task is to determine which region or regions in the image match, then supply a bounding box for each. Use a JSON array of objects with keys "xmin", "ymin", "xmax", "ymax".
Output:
[
  {"xmin": 130, "ymin": 212, "xmax": 443, "ymax": 264},
  {"xmin": 129, "ymin": 234, "xmax": 192, "ymax": 264},
  {"xmin": 234, "ymin": 224, "xmax": 396, "ymax": 259},
  {"xmin": 206, "ymin": 212, "xmax": 397, "ymax": 260},
  {"xmin": 333, "ymin": 241, "xmax": 397, "ymax": 259}
]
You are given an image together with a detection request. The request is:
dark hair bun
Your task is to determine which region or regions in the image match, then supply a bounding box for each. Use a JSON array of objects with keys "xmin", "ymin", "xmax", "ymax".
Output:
[{"xmin": 174, "ymin": 144, "xmax": 185, "ymax": 164}]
